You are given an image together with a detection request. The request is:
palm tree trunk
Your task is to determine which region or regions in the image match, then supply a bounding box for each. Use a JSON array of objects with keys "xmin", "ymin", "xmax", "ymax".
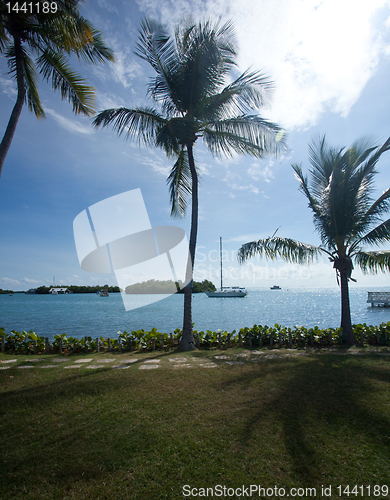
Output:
[
  {"xmin": 0, "ymin": 34, "xmax": 25, "ymax": 178},
  {"xmin": 180, "ymin": 143, "xmax": 198, "ymax": 350},
  {"xmin": 340, "ymin": 272, "xmax": 354, "ymax": 344}
]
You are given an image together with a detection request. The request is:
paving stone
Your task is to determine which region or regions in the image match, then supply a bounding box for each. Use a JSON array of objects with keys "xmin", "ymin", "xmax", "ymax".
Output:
[
  {"xmin": 1, "ymin": 359, "xmax": 17, "ymax": 364},
  {"xmin": 25, "ymin": 359, "xmax": 42, "ymax": 362},
  {"xmin": 169, "ymin": 357, "xmax": 187, "ymax": 362},
  {"xmin": 119, "ymin": 359, "xmax": 138, "ymax": 364},
  {"xmin": 214, "ymin": 355, "xmax": 231, "ymax": 360},
  {"xmin": 74, "ymin": 358, "xmax": 93, "ymax": 363},
  {"xmin": 172, "ymin": 364, "xmax": 193, "ymax": 368},
  {"xmin": 264, "ymin": 355, "xmax": 282, "ymax": 359},
  {"xmin": 144, "ymin": 359, "xmax": 161, "ymax": 364},
  {"xmin": 96, "ymin": 359, "xmax": 116, "ymax": 363},
  {"xmin": 377, "ymin": 353, "xmax": 390, "ymax": 356},
  {"xmin": 225, "ymin": 361, "xmax": 244, "ymax": 365},
  {"xmin": 41, "ymin": 365, "xmax": 57, "ymax": 368},
  {"xmin": 86, "ymin": 365, "xmax": 105, "ymax": 369},
  {"xmin": 112, "ymin": 365, "xmax": 131, "ymax": 369},
  {"xmin": 52, "ymin": 359, "xmax": 68, "ymax": 362},
  {"xmin": 251, "ymin": 351, "xmax": 265, "ymax": 355},
  {"xmin": 17, "ymin": 365, "xmax": 34, "ymax": 369},
  {"xmin": 235, "ymin": 353, "xmax": 249, "ymax": 357},
  {"xmin": 64, "ymin": 365, "xmax": 82, "ymax": 369},
  {"xmin": 199, "ymin": 363, "xmax": 218, "ymax": 368},
  {"xmin": 0, "ymin": 366, "xmax": 11, "ymax": 370},
  {"xmin": 139, "ymin": 364, "xmax": 159, "ymax": 369}
]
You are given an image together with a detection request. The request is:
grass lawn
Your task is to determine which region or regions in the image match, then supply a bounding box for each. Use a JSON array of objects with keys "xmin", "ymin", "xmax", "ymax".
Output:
[{"xmin": 0, "ymin": 347, "xmax": 389, "ymax": 499}]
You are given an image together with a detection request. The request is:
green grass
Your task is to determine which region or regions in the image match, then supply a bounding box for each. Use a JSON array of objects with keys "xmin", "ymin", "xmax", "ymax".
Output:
[{"xmin": 0, "ymin": 348, "xmax": 390, "ymax": 499}]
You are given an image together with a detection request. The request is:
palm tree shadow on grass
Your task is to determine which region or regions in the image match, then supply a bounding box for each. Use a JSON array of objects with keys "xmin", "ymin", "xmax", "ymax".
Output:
[{"xmin": 220, "ymin": 356, "xmax": 390, "ymax": 485}]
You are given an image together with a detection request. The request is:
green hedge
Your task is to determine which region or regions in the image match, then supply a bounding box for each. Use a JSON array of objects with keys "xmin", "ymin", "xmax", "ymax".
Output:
[{"xmin": 1, "ymin": 322, "xmax": 390, "ymax": 354}]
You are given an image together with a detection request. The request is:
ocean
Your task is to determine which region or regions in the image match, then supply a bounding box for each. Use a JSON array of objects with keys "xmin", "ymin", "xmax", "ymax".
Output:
[{"xmin": 1, "ymin": 286, "xmax": 390, "ymax": 341}]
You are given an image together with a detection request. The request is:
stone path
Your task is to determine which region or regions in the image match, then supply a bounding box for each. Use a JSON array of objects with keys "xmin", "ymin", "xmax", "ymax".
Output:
[{"xmin": 1, "ymin": 350, "xmax": 389, "ymax": 372}]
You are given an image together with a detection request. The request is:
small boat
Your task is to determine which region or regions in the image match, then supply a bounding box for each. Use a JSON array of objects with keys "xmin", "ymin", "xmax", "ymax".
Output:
[
  {"xmin": 270, "ymin": 285, "xmax": 281, "ymax": 290},
  {"xmin": 205, "ymin": 237, "xmax": 247, "ymax": 298},
  {"xmin": 98, "ymin": 289, "xmax": 109, "ymax": 297}
]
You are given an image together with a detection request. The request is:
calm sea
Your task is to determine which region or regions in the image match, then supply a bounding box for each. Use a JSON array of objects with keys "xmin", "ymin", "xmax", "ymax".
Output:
[{"xmin": 1, "ymin": 287, "xmax": 390, "ymax": 341}]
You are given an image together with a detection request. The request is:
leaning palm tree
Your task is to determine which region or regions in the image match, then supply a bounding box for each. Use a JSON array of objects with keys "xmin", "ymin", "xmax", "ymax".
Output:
[
  {"xmin": 0, "ymin": 0, "xmax": 114, "ymax": 177},
  {"xmin": 93, "ymin": 18, "xmax": 285, "ymax": 350},
  {"xmin": 238, "ymin": 135, "xmax": 390, "ymax": 344}
]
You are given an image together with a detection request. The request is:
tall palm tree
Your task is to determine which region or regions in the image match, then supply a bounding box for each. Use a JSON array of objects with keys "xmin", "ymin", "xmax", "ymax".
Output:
[
  {"xmin": 0, "ymin": 0, "xmax": 114, "ymax": 177},
  {"xmin": 238, "ymin": 135, "xmax": 390, "ymax": 344},
  {"xmin": 93, "ymin": 18, "xmax": 285, "ymax": 350}
]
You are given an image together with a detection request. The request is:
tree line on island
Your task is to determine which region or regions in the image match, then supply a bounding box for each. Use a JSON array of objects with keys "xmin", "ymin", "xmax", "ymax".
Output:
[
  {"xmin": 1, "ymin": 280, "xmax": 216, "ymax": 294},
  {"xmin": 125, "ymin": 279, "xmax": 216, "ymax": 294}
]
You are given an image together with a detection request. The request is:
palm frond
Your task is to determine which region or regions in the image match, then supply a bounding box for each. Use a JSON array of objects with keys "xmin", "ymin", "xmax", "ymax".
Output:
[
  {"xmin": 177, "ymin": 20, "xmax": 237, "ymax": 114},
  {"xmin": 237, "ymin": 237, "xmax": 321, "ymax": 264},
  {"xmin": 203, "ymin": 115, "xmax": 284, "ymax": 158},
  {"xmin": 291, "ymin": 163, "xmax": 321, "ymax": 217},
  {"xmin": 354, "ymin": 250, "xmax": 390, "ymax": 274},
  {"xmin": 167, "ymin": 147, "xmax": 192, "ymax": 217},
  {"xmin": 37, "ymin": 49, "xmax": 95, "ymax": 115},
  {"xmin": 200, "ymin": 69, "xmax": 273, "ymax": 121},
  {"xmin": 363, "ymin": 188, "xmax": 390, "ymax": 220},
  {"xmin": 21, "ymin": 47, "xmax": 44, "ymax": 118},
  {"xmin": 353, "ymin": 218, "xmax": 390, "ymax": 247},
  {"xmin": 93, "ymin": 107, "xmax": 168, "ymax": 148},
  {"xmin": 72, "ymin": 21, "xmax": 115, "ymax": 64},
  {"xmin": 135, "ymin": 18, "xmax": 181, "ymax": 112}
]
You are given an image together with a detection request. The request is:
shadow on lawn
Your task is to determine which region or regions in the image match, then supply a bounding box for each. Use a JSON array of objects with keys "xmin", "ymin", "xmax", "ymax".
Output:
[{"xmin": 220, "ymin": 355, "xmax": 390, "ymax": 485}]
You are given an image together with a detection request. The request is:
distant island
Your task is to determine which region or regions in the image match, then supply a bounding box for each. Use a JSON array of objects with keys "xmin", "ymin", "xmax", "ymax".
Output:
[
  {"xmin": 125, "ymin": 279, "xmax": 216, "ymax": 294},
  {"xmin": 24, "ymin": 285, "xmax": 121, "ymax": 294},
  {"xmin": 2, "ymin": 280, "xmax": 217, "ymax": 295}
]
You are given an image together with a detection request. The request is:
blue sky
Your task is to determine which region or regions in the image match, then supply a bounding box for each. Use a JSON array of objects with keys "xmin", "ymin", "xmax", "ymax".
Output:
[{"xmin": 1, "ymin": 0, "xmax": 390, "ymax": 291}]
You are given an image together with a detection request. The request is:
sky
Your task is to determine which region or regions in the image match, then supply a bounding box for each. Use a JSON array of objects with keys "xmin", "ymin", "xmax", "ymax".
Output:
[{"xmin": 1, "ymin": 0, "xmax": 390, "ymax": 291}]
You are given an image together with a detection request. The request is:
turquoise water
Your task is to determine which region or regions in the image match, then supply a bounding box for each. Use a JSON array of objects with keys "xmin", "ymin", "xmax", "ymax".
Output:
[{"xmin": 1, "ymin": 287, "xmax": 390, "ymax": 340}]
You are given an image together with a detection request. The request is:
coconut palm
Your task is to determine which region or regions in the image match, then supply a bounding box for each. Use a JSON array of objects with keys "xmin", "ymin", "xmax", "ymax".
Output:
[
  {"xmin": 93, "ymin": 18, "xmax": 285, "ymax": 350},
  {"xmin": 0, "ymin": 0, "xmax": 114, "ymax": 177},
  {"xmin": 238, "ymin": 135, "xmax": 390, "ymax": 344}
]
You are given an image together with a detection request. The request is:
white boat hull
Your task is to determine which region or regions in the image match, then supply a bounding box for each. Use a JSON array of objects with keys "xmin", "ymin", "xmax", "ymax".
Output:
[{"xmin": 205, "ymin": 289, "xmax": 247, "ymax": 297}]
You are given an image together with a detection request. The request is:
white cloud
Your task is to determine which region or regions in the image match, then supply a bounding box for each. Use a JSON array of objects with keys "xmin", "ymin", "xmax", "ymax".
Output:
[
  {"xmin": 0, "ymin": 277, "xmax": 21, "ymax": 285},
  {"xmin": 136, "ymin": 153, "xmax": 171, "ymax": 176},
  {"xmin": 23, "ymin": 278, "xmax": 40, "ymax": 284},
  {"xmin": 248, "ymin": 160, "xmax": 275, "ymax": 183},
  {"xmin": 45, "ymin": 108, "xmax": 94, "ymax": 135},
  {"xmin": 0, "ymin": 77, "xmax": 17, "ymax": 98},
  {"xmin": 95, "ymin": 90, "xmax": 125, "ymax": 110},
  {"xmin": 96, "ymin": 39, "xmax": 143, "ymax": 89},
  {"xmin": 137, "ymin": 0, "xmax": 390, "ymax": 130}
]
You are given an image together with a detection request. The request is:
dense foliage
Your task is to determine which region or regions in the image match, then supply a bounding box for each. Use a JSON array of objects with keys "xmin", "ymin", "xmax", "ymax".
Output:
[
  {"xmin": 125, "ymin": 279, "xmax": 216, "ymax": 294},
  {"xmin": 1, "ymin": 321, "xmax": 389, "ymax": 354}
]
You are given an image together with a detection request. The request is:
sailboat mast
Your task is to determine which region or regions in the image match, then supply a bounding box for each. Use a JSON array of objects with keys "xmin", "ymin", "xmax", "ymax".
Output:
[{"xmin": 220, "ymin": 237, "xmax": 223, "ymax": 291}]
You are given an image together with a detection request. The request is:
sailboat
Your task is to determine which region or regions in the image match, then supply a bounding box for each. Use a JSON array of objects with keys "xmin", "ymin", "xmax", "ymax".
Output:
[{"xmin": 205, "ymin": 237, "xmax": 248, "ymax": 298}]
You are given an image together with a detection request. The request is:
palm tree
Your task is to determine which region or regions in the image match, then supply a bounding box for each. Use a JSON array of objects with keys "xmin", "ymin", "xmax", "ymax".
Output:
[
  {"xmin": 238, "ymin": 135, "xmax": 390, "ymax": 344},
  {"xmin": 0, "ymin": 0, "xmax": 114, "ymax": 177},
  {"xmin": 93, "ymin": 18, "xmax": 285, "ymax": 350}
]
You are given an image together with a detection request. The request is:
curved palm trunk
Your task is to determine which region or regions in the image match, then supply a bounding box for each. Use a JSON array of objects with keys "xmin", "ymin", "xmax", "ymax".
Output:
[
  {"xmin": 340, "ymin": 272, "xmax": 354, "ymax": 344},
  {"xmin": 180, "ymin": 143, "xmax": 198, "ymax": 351},
  {"xmin": 0, "ymin": 35, "xmax": 25, "ymax": 178}
]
